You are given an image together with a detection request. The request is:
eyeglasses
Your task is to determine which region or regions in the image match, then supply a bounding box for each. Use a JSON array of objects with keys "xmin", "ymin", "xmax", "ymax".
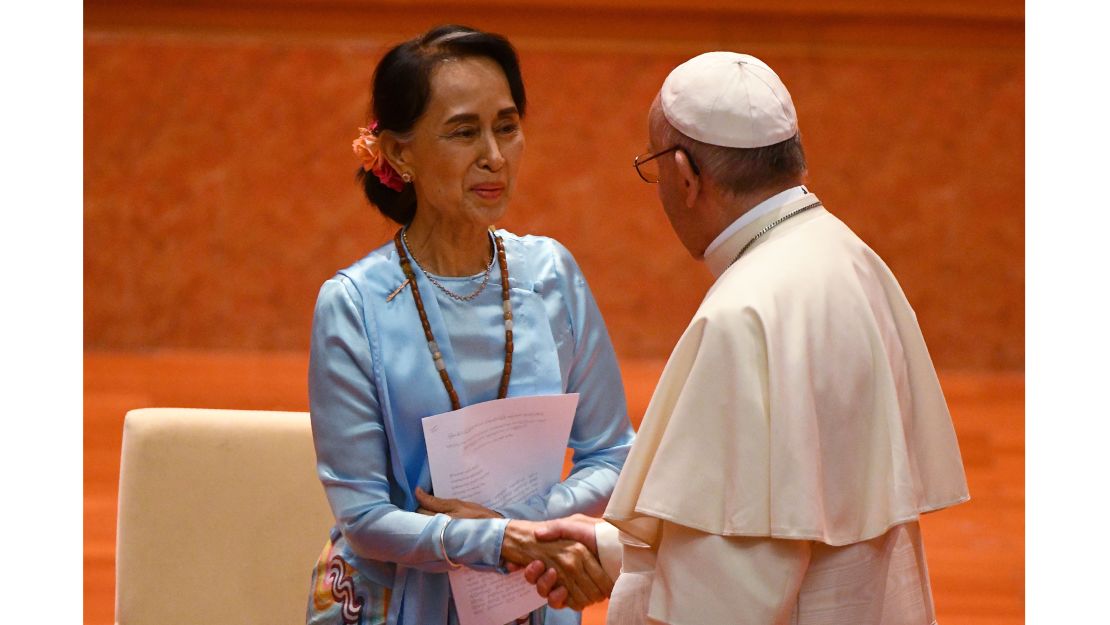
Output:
[{"xmin": 633, "ymin": 146, "xmax": 699, "ymax": 183}]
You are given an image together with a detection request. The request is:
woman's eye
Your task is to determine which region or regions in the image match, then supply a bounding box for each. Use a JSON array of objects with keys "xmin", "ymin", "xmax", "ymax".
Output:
[
  {"xmin": 450, "ymin": 127, "xmax": 478, "ymax": 139},
  {"xmin": 497, "ymin": 123, "xmax": 520, "ymax": 135}
]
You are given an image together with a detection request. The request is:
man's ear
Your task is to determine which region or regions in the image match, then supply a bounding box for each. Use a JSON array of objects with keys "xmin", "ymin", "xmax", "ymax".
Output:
[{"xmin": 673, "ymin": 149, "xmax": 700, "ymax": 208}]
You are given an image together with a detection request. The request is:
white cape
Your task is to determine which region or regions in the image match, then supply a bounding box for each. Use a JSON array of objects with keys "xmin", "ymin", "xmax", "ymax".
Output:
[{"xmin": 605, "ymin": 194, "xmax": 969, "ymax": 547}]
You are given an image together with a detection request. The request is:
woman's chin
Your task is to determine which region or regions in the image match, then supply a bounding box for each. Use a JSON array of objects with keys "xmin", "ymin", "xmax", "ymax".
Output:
[{"xmin": 466, "ymin": 198, "xmax": 510, "ymax": 225}]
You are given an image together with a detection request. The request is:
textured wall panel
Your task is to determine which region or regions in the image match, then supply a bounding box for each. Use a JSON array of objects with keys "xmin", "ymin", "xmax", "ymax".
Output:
[{"xmin": 84, "ymin": 7, "xmax": 1023, "ymax": 368}]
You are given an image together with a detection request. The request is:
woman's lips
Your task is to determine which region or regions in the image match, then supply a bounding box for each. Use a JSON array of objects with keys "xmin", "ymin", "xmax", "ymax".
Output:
[{"xmin": 471, "ymin": 184, "xmax": 504, "ymax": 200}]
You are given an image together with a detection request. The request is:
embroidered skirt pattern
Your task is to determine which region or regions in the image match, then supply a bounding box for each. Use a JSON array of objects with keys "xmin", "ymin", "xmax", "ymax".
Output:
[{"xmin": 307, "ymin": 530, "xmax": 389, "ymax": 625}]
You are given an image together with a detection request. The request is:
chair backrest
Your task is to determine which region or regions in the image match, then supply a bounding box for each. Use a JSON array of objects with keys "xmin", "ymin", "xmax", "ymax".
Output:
[{"xmin": 116, "ymin": 408, "xmax": 334, "ymax": 625}]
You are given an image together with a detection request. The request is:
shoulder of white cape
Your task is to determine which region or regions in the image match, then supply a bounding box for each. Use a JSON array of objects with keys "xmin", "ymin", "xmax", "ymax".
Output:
[{"xmin": 603, "ymin": 210, "xmax": 969, "ymax": 548}]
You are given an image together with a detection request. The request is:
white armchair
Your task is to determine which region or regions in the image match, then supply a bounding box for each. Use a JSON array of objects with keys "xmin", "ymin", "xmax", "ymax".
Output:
[{"xmin": 115, "ymin": 408, "xmax": 334, "ymax": 625}]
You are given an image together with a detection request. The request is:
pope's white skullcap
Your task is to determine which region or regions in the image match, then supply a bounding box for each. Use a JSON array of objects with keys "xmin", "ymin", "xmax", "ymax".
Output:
[{"xmin": 661, "ymin": 52, "xmax": 798, "ymax": 149}]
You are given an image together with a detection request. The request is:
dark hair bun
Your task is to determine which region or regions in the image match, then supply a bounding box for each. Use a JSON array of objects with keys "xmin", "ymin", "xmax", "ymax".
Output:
[{"xmin": 357, "ymin": 165, "xmax": 418, "ymax": 225}]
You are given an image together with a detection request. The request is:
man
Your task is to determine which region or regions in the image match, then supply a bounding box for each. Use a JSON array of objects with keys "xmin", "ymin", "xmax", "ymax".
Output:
[{"xmin": 520, "ymin": 52, "xmax": 970, "ymax": 624}]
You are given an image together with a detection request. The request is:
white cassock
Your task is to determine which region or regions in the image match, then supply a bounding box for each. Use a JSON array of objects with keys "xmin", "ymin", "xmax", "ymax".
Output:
[{"xmin": 600, "ymin": 190, "xmax": 970, "ymax": 625}]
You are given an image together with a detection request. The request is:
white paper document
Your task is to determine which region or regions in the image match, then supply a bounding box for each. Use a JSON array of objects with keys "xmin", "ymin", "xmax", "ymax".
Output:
[{"xmin": 422, "ymin": 393, "xmax": 580, "ymax": 625}]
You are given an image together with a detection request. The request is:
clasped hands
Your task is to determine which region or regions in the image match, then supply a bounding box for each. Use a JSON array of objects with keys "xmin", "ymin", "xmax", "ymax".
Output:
[{"xmin": 415, "ymin": 487, "xmax": 611, "ymax": 611}]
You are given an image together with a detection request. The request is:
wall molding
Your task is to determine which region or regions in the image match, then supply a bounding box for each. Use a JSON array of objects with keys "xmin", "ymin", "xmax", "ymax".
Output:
[{"xmin": 86, "ymin": 0, "xmax": 1023, "ymax": 58}]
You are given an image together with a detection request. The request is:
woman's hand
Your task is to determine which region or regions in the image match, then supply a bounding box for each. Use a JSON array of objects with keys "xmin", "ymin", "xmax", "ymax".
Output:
[
  {"xmin": 414, "ymin": 487, "xmax": 503, "ymax": 519},
  {"xmin": 501, "ymin": 520, "xmax": 613, "ymax": 611}
]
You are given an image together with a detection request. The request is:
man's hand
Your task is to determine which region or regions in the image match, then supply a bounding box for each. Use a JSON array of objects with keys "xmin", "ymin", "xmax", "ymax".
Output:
[
  {"xmin": 522, "ymin": 561, "xmax": 568, "ymax": 608},
  {"xmin": 414, "ymin": 487, "xmax": 502, "ymax": 519},
  {"xmin": 535, "ymin": 514, "xmax": 603, "ymax": 552},
  {"xmin": 501, "ymin": 520, "xmax": 613, "ymax": 611}
]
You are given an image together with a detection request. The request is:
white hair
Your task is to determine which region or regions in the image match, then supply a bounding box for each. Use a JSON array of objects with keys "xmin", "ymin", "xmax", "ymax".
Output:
[{"xmin": 650, "ymin": 98, "xmax": 807, "ymax": 196}]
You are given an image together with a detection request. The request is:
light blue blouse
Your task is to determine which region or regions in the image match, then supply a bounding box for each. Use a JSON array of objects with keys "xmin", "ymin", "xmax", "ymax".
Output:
[{"xmin": 308, "ymin": 231, "xmax": 635, "ymax": 625}]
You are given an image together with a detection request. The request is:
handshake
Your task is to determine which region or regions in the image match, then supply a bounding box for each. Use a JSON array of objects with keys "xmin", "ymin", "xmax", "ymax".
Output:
[
  {"xmin": 502, "ymin": 514, "xmax": 613, "ymax": 611},
  {"xmin": 415, "ymin": 488, "xmax": 613, "ymax": 612}
]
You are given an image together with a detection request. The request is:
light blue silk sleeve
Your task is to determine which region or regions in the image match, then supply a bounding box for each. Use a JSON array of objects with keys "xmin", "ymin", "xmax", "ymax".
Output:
[
  {"xmin": 492, "ymin": 241, "xmax": 635, "ymax": 521},
  {"xmin": 309, "ymin": 277, "xmax": 508, "ymax": 572}
]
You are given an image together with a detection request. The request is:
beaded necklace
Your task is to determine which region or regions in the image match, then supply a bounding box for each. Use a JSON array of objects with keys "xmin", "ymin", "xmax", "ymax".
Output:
[{"xmin": 393, "ymin": 229, "xmax": 513, "ymax": 411}]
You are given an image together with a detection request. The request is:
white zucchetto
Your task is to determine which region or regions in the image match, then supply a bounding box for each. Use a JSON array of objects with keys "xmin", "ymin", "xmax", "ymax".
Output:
[{"xmin": 660, "ymin": 51, "xmax": 798, "ymax": 148}]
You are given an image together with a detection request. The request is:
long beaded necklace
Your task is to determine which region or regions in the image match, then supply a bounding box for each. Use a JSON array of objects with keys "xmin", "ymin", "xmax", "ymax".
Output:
[{"xmin": 393, "ymin": 229, "xmax": 513, "ymax": 411}]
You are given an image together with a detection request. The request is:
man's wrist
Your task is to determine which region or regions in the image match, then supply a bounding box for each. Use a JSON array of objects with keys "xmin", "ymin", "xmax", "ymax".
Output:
[{"xmin": 595, "ymin": 521, "xmax": 622, "ymax": 579}]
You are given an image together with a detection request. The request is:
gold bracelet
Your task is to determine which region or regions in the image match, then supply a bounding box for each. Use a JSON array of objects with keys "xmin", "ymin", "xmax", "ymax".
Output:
[{"xmin": 439, "ymin": 517, "xmax": 463, "ymax": 569}]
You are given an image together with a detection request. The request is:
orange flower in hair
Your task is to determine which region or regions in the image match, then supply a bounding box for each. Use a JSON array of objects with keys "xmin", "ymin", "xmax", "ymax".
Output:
[{"xmin": 352, "ymin": 121, "xmax": 404, "ymax": 191}]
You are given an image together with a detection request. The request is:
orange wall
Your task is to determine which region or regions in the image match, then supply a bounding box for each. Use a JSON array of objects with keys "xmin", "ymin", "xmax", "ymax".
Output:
[{"xmin": 84, "ymin": 0, "xmax": 1024, "ymax": 369}]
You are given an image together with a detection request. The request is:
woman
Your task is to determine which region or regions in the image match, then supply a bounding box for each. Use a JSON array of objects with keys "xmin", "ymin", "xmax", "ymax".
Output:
[{"xmin": 306, "ymin": 25, "xmax": 634, "ymax": 625}]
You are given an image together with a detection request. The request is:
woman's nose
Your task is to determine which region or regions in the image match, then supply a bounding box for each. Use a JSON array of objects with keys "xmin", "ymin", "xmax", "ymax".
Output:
[{"xmin": 479, "ymin": 135, "xmax": 505, "ymax": 171}]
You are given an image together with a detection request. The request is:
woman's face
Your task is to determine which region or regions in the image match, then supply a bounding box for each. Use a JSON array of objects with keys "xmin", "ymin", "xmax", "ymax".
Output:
[{"xmin": 397, "ymin": 56, "xmax": 524, "ymax": 229}]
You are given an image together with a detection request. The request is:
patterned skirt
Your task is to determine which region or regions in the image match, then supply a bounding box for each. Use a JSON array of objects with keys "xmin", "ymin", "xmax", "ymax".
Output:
[
  {"xmin": 306, "ymin": 528, "xmax": 557, "ymax": 625},
  {"xmin": 306, "ymin": 529, "xmax": 390, "ymax": 625}
]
